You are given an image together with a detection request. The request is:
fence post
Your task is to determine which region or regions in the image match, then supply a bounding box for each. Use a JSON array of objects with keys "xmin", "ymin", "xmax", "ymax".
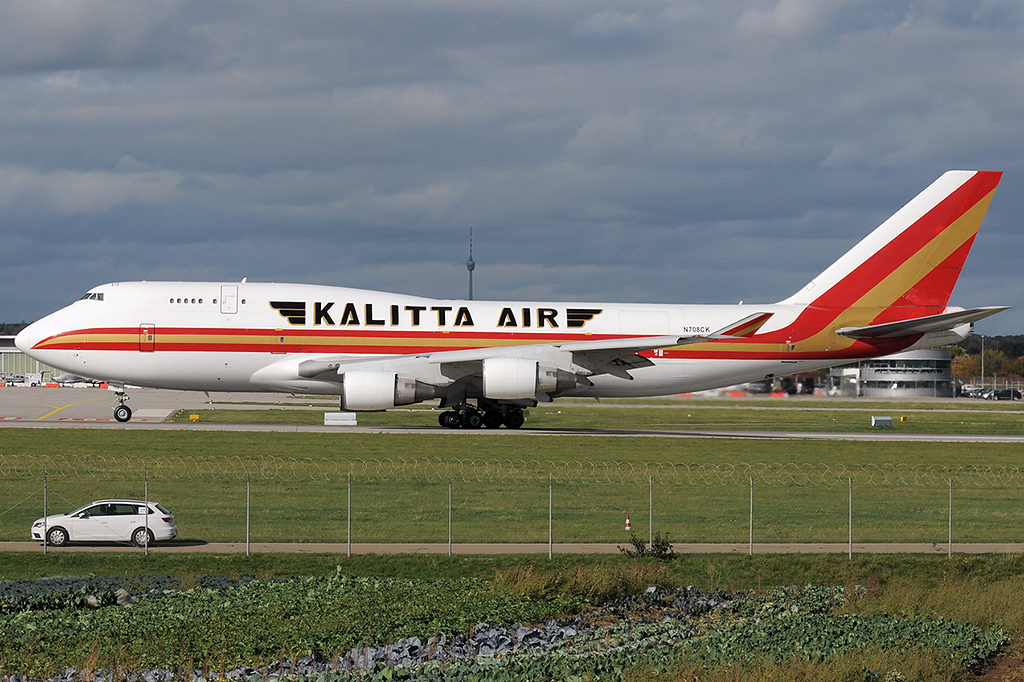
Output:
[
  {"xmin": 948, "ymin": 478, "xmax": 952, "ymax": 557},
  {"xmin": 848, "ymin": 477, "xmax": 852, "ymax": 560},
  {"xmin": 246, "ymin": 473, "xmax": 251, "ymax": 556},
  {"xmin": 347, "ymin": 472, "xmax": 351, "ymax": 557},
  {"xmin": 548, "ymin": 473, "xmax": 553, "ymax": 559},
  {"xmin": 43, "ymin": 470, "xmax": 47, "ymax": 555},
  {"xmin": 448, "ymin": 479, "xmax": 452, "ymax": 557},
  {"xmin": 649, "ymin": 475, "xmax": 653, "ymax": 547},
  {"xmin": 749, "ymin": 478, "xmax": 753, "ymax": 555}
]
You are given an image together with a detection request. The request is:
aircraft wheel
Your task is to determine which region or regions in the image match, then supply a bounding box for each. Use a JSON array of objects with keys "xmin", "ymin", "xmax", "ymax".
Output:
[
  {"xmin": 483, "ymin": 411, "xmax": 504, "ymax": 429},
  {"xmin": 113, "ymin": 405, "xmax": 132, "ymax": 423},
  {"xmin": 47, "ymin": 526, "xmax": 69, "ymax": 547},
  {"xmin": 439, "ymin": 411, "xmax": 459, "ymax": 428},
  {"xmin": 463, "ymin": 412, "xmax": 483, "ymax": 429},
  {"xmin": 503, "ymin": 410, "xmax": 525, "ymax": 429}
]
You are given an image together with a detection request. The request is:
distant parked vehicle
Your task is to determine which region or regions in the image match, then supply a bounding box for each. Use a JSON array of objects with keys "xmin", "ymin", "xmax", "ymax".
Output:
[
  {"xmin": 990, "ymin": 388, "xmax": 1022, "ymax": 401},
  {"xmin": 31, "ymin": 499, "xmax": 177, "ymax": 548}
]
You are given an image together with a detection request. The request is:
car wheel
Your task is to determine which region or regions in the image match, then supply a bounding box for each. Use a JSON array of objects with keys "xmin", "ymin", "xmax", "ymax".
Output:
[
  {"xmin": 132, "ymin": 527, "xmax": 153, "ymax": 548},
  {"xmin": 46, "ymin": 526, "xmax": 69, "ymax": 547}
]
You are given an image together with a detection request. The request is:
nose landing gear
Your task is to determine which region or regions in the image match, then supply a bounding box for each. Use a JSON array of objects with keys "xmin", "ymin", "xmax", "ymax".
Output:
[{"xmin": 112, "ymin": 390, "xmax": 132, "ymax": 422}]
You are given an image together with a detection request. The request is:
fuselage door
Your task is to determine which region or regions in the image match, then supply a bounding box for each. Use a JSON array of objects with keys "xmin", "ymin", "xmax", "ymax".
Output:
[
  {"xmin": 139, "ymin": 324, "xmax": 156, "ymax": 352},
  {"xmin": 220, "ymin": 285, "xmax": 238, "ymax": 314}
]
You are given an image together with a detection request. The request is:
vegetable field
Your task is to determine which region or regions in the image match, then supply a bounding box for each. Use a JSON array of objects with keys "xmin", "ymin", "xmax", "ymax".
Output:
[{"xmin": 0, "ymin": 572, "xmax": 1008, "ymax": 681}]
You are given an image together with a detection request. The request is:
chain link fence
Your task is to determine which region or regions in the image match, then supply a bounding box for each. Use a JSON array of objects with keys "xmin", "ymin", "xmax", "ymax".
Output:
[
  {"xmin": 3, "ymin": 456, "xmax": 1023, "ymax": 550},
  {"xmin": 3, "ymin": 455, "xmax": 1024, "ymax": 487}
]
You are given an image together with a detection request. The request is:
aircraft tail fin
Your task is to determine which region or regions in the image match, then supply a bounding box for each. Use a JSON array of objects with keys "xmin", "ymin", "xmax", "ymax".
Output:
[{"xmin": 778, "ymin": 170, "xmax": 1002, "ymax": 330}]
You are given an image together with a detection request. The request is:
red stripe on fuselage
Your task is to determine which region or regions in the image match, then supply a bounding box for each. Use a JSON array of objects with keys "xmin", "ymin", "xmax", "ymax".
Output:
[{"xmin": 33, "ymin": 326, "xmax": 648, "ymax": 353}]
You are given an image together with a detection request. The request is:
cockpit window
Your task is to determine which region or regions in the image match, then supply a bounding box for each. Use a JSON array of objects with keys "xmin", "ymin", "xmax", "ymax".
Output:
[{"xmin": 80, "ymin": 293, "xmax": 104, "ymax": 301}]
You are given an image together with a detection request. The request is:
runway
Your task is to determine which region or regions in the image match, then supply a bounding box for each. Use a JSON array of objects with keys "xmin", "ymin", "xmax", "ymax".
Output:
[{"xmin": 2, "ymin": 387, "xmax": 1024, "ymax": 442}]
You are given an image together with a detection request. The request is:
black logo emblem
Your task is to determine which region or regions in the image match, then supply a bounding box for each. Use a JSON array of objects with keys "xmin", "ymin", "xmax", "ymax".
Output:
[
  {"xmin": 270, "ymin": 301, "xmax": 306, "ymax": 325},
  {"xmin": 566, "ymin": 308, "xmax": 603, "ymax": 328}
]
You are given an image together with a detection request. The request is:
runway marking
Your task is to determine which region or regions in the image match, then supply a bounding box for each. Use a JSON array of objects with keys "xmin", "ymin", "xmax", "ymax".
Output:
[
  {"xmin": 1, "ymin": 417, "xmax": 22, "ymax": 420},
  {"xmin": 37, "ymin": 394, "xmax": 108, "ymax": 421},
  {"xmin": 56, "ymin": 417, "xmax": 154, "ymax": 422}
]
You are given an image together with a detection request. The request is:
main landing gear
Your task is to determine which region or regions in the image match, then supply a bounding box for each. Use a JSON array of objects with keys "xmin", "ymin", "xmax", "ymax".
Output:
[
  {"xmin": 438, "ymin": 404, "xmax": 525, "ymax": 430},
  {"xmin": 112, "ymin": 390, "xmax": 132, "ymax": 422}
]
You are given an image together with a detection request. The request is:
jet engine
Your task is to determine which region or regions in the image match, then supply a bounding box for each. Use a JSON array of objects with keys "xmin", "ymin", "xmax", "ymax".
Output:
[
  {"xmin": 341, "ymin": 371, "xmax": 437, "ymax": 411},
  {"xmin": 482, "ymin": 357, "xmax": 580, "ymax": 400}
]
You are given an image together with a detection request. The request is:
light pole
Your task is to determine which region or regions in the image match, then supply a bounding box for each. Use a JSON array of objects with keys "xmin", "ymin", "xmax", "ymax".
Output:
[
  {"xmin": 466, "ymin": 228, "xmax": 475, "ymax": 300},
  {"xmin": 980, "ymin": 334, "xmax": 984, "ymax": 389}
]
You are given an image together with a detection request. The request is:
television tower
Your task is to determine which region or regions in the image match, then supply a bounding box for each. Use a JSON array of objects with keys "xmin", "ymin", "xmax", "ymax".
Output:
[{"xmin": 466, "ymin": 227, "xmax": 475, "ymax": 300}]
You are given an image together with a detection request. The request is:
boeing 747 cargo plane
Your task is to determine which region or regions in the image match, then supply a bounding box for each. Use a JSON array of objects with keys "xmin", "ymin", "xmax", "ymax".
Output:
[{"xmin": 16, "ymin": 171, "xmax": 1007, "ymax": 427}]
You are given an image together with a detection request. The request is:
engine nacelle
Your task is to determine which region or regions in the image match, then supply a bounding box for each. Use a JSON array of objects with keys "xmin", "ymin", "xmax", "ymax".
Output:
[
  {"xmin": 483, "ymin": 357, "xmax": 538, "ymax": 399},
  {"xmin": 342, "ymin": 371, "xmax": 438, "ymax": 411},
  {"xmin": 483, "ymin": 358, "xmax": 581, "ymax": 399}
]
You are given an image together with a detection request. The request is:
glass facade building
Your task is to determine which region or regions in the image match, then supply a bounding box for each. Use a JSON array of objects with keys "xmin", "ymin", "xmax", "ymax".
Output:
[{"xmin": 829, "ymin": 349, "xmax": 953, "ymax": 398}]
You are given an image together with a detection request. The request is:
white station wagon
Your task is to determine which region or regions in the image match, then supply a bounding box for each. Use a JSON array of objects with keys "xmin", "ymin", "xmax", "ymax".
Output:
[{"xmin": 31, "ymin": 499, "xmax": 177, "ymax": 548}]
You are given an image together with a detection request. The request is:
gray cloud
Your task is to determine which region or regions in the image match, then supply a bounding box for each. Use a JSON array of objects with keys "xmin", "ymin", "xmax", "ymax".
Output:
[{"xmin": 1, "ymin": 0, "xmax": 1022, "ymax": 335}]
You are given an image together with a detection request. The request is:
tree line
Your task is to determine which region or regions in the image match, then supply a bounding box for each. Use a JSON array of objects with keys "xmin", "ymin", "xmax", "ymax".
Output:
[{"xmin": 952, "ymin": 335, "xmax": 1024, "ymax": 380}]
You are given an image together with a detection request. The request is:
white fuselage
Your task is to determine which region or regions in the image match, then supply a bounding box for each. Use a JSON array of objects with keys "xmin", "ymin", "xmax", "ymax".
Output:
[{"xmin": 17, "ymin": 281, "xmax": 830, "ymax": 399}]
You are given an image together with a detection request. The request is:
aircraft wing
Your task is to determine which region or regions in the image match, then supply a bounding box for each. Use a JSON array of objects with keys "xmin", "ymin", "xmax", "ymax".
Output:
[
  {"xmin": 551, "ymin": 312, "xmax": 774, "ymax": 379},
  {"xmin": 835, "ymin": 306, "xmax": 1009, "ymax": 340},
  {"xmin": 295, "ymin": 312, "xmax": 774, "ymax": 382}
]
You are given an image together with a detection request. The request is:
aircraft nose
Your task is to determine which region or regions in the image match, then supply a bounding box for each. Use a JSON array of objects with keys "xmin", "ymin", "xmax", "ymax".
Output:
[{"xmin": 15, "ymin": 323, "xmax": 38, "ymax": 353}]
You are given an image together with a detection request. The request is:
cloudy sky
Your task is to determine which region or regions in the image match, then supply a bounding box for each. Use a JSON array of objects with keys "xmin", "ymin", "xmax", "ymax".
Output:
[{"xmin": 2, "ymin": 0, "xmax": 1022, "ymax": 334}]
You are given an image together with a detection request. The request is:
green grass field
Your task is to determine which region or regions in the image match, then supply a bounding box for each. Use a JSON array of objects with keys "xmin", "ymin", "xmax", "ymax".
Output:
[
  {"xmin": 4, "ymin": 400, "xmax": 1023, "ymax": 681},
  {"xmin": 3, "ymin": 405, "xmax": 1024, "ymax": 545},
  {"xmin": 175, "ymin": 397, "xmax": 1024, "ymax": 434}
]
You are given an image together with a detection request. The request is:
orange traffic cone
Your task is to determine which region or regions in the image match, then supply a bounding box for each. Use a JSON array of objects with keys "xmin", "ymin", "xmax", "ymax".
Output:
[{"xmin": 625, "ymin": 514, "xmax": 632, "ymax": 531}]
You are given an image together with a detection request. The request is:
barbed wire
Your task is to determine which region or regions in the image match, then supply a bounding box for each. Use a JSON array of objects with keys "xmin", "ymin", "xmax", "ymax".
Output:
[{"xmin": 2, "ymin": 454, "xmax": 1023, "ymax": 486}]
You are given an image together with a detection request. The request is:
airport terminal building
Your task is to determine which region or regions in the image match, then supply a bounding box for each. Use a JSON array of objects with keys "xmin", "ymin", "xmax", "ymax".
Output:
[{"xmin": 829, "ymin": 349, "xmax": 954, "ymax": 398}]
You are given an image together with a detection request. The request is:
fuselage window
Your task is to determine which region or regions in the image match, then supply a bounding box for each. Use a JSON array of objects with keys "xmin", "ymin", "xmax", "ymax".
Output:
[
  {"xmin": 199, "ymin": 299, "xmax": 203, "ymax": 304},
  {"xmin": 177, "ymin": 298, "xmax": 182, "ymax": 303},
  {"xmin": 169, "ymin": 298, "xmax": 174, "ymax": 304},
  {"xmin": 191, "ymin": 299, "xmax": 196, "ymax": 304}
]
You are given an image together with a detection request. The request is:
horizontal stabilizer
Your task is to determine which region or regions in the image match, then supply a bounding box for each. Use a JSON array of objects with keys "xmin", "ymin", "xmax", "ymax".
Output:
[{"xmin": 835, "ymin": 306, "xmax": 1009, "ymax": 340}]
